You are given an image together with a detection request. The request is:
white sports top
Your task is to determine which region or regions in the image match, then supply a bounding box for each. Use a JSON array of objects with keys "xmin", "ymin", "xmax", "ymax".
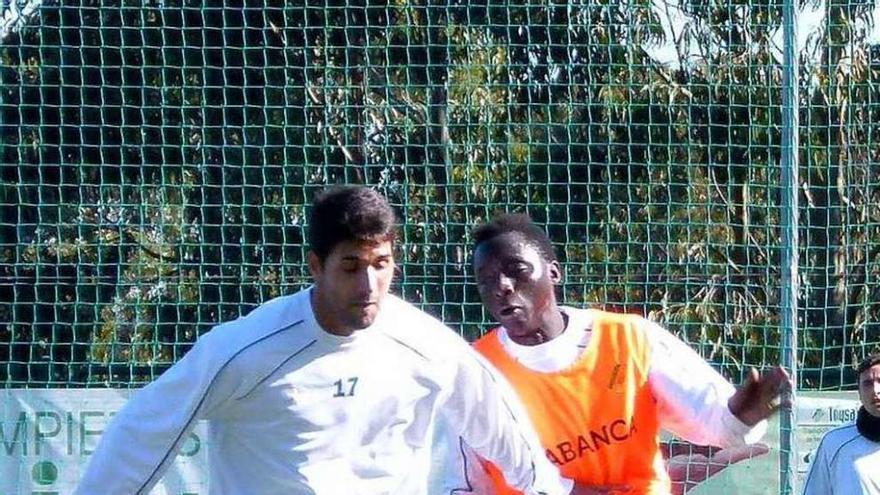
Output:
[
  {"xmin": 75, "ymin": 288, "xmax": 571, "ymax": 495},
  {"xmin": 803, "ymin": 422, "xmax": 880, "ymax": 495}
]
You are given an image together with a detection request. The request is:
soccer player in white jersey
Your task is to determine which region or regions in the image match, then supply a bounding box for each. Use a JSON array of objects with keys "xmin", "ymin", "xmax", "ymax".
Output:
[
  {"xmin": 75, "ymin": 186, "xmax": 581, "ymax": 495},
  {"xmin": 803, "ymin": 352, "xmax": 880, "ymax": 495}
]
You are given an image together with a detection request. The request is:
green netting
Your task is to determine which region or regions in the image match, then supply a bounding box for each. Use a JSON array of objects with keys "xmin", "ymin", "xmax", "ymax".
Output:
[{"xmin": 1, "ymin": 1, "xmax": 879, "ymax": 493}]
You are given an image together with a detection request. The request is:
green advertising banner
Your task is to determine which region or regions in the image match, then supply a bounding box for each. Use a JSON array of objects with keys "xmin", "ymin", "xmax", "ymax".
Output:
[
  {"xmin": 0, "ymin": 389, "xmax": 862, "ymax": 494},
  {"xmin": 687, "ymin": 391, "xmax": 861, "ymax": 495},
  {"xmin": 0, "ymin": 389, "xmax": 206, "ymax": 495}
]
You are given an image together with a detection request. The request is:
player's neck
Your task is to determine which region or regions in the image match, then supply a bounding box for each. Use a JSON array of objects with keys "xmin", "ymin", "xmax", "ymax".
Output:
[
  {"xmin": 509, "ymin": 309, "xmax": 567, "ymax": 346},
  {"xmin": 310, "ymin": 288, "xmax": 355, "ymax": 337},
  {"xmin": 857, "ymin": 405, "xmax": 880, "ymax": 442}
]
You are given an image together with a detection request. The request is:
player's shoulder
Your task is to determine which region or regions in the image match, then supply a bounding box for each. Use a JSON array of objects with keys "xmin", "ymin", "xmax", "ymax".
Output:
[
  {"xmin": 197, "ymin": 288, "xmax": 314, "ymax": 353},
  {"xmin": 580, "ymin": 307, "xmax": 648, "ymax": 325},
  {"xmin": 381, "ymin": 294, "xmax": 452, "ymax": 331},
  {"xmin": 813, "ymin": 421, "xmax": 864, "ymax": 466},
  {"xmin": 818, "ymin": 422, "xmax": 860, "ymax": 448},
  {"xmin": 570, "ymin": 306, "xmax": 654, "ymax": 338},
  {"xmin": 378, "ymin": 294, "xmax": 470, "ymax": 358},
  {"xmin": 472, "ymin": 326, "xmax": 501, "ymax": 349},
  {"xmin": 567, "ymin": 306, "xmax": 664, "ymax": 363}
]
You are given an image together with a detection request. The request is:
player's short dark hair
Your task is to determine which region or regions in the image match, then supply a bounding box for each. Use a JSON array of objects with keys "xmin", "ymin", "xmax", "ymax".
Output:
[
  {"xmin": 472, "ymin": 213, "xmax": 557, "ymax": 262},
  {"xmin": 308, "ymin": 185, "xmax": 397, "ymax": 261},
  {"xmin": 857, "ymin": 352, "xmax": 880, "ymax": 375}
]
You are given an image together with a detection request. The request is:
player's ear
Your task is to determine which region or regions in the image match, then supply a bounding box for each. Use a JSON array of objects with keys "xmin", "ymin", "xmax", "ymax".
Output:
[
  {"xmin": 307, "ymin": 251, "xmax": 323, "ymax": 278},
  {"xmin": 548, "ymin": 260, "xmax": 562, "ymax": 284}
]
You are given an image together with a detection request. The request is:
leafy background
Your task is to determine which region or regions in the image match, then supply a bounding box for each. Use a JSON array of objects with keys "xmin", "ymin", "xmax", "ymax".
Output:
[{"xmin": 1, "ymin": 1, "xmax": 879, "ymax": 388}]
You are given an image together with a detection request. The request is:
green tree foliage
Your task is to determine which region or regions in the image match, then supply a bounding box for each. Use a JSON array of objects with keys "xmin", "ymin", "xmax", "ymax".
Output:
[{"xmin": 1, "ymin": 1, "xmax": 878, "ymax": 388}]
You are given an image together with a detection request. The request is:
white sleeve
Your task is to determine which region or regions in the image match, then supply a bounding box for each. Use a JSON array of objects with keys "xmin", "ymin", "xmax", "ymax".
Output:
[
  {"xmin": 646, "ymin": 320, "xmax": 767, "ymax": 447},
  {"xmin": 74, "ymin": 334, "xmax": 237, "ymax": 495},
  {"xmin": 802, "ymin": 435, "xmax": 833, "ymax": 495},
  {"xmin": 444, "ymin": 346, "xmax": 573, "ymax": 495}
]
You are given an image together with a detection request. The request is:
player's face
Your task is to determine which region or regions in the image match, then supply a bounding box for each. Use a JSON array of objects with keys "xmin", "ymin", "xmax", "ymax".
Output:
[
  {"xmin": 859, "ymin": 363, "xmax": 880, "ymax": 417},
  {"xmin": 473, "ymin": 233, "xmax": 561, "ymax": 339},
  {"xmin": 309, "ymin": 239, "xmax": 395, "ymax": 335}
]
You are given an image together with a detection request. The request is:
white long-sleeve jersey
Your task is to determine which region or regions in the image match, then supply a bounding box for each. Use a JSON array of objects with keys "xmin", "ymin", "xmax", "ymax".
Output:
[
  {"xmin": 75, "ymin": 288, "xmax": 571, "ymax": 495},
  {"xmin": 491, "ymin": 306, "xmax": 766, "ymax": 448},
  {"xmin": 802, "ymin": 423, "xmax": 880, "ymax": 495}
]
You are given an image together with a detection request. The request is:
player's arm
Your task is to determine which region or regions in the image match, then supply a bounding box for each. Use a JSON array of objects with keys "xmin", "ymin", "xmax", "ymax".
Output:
[
  {"xmin": 643, "ymin": 320, "xmax": 770, "ymax": 447},
  {"xmin": 801, "ymin": 436, "xmax": 832, "ymax": 495},
  {"xmin": 443, "ymin": 344, "xmax": 573, "ymax": 495},
  {"xmin": 74, "ymin": 332, "xmax": 236, "ymax": 495}
]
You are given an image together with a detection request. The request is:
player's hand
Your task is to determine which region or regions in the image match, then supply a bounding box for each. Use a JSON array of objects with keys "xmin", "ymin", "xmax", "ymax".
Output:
[
  {"xmin": 667, "ymin": 443, "xmax": 770, "ymax": 495},
  {"xmin": 570, "ymin": 482, "xmax": 631, "ymax": 494},
  {"xmin": 727, "ymin": 365, "xmax": 792, "ymax": 426}
]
